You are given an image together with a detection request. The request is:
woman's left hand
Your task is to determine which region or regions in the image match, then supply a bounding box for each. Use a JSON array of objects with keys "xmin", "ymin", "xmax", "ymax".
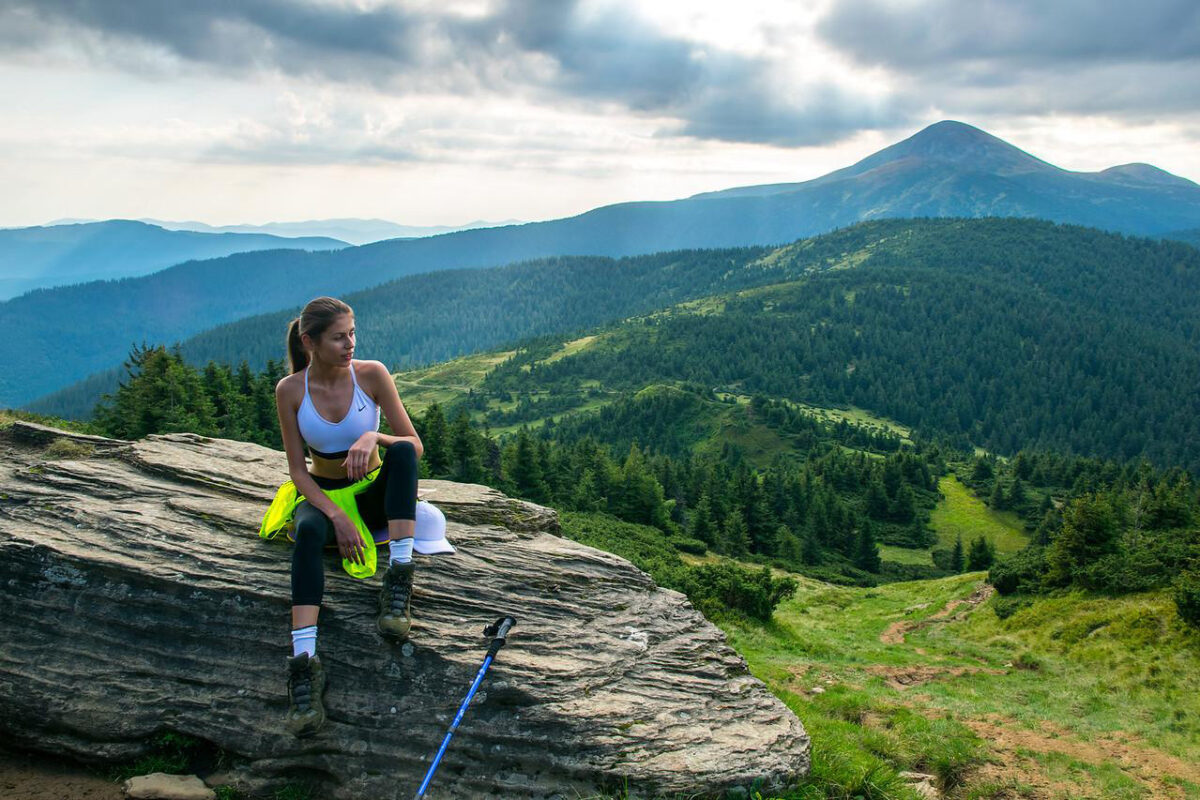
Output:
[{"xmin": 342, "ymin": 431, "xmax": 379, "ymax": 480}]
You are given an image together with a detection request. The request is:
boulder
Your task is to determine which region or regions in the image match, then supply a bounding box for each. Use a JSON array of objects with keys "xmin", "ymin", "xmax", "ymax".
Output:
[
  {"xmin": 123, "ymin": 772, "xmax": 215, "ymax": 800},
  {"xmin": 0, "ymin": 422, "xmax": 810, "ymax": 799}
]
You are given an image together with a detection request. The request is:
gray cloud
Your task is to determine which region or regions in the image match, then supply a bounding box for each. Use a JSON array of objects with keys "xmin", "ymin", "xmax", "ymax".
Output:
[
  {"xmin": 0, "ymin": 0, "xmax": 900, "ymax": 148},
  {"xmin": 819, "ymin": 0, "xmax": 1200, "ymax": 68},
  {"xmin": 816, "ymin": 0, "xmax": 1200, "ymax": 118}
]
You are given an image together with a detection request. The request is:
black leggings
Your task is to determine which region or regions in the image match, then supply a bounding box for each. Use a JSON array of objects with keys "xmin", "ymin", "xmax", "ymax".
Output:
[{"xmin": 291, "ymin": 440, "xmax": 419, "ymax": 607}]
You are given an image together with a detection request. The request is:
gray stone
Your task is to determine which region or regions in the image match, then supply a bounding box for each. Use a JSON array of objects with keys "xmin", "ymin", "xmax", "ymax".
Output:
[
  {"xmin": 123, "ymin": 772, "xmax": 215, "ymax": 800},
  {"xmin": 0, "ymin": 421, "xmax": 810, "ymax": 799}
]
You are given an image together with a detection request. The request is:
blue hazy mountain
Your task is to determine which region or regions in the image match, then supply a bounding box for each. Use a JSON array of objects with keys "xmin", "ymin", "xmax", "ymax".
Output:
[
  {"xmin": 0, "ymin": 220, "xmax": 347, "ymax": 300},
  {"xmin": 6, "ymin": 120, "xmax": 1200, "ymax": 409},
  {"xmin": 137, "ymin": 218, "xmax": 524, "ymax": 246}
]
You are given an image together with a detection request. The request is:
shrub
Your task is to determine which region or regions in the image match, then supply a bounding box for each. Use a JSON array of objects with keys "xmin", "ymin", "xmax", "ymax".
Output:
[
  {"xmin": 991, "ymin": 595, "xmax": 1031, "ymax": 620},
  {"xmin": 670, "ymin": 536, "xmax": 708, "ymax": 555},
  {"xmin": 1174, "ymin": 571, "xmax": 1200, "ymax": 628},
  {"xmin": 988, "ymin": 546, "xmax": 1047, "ymax": 595},
  {"xmin": 677, "ymin": 563, "xmax": 798, "ymax": 621}
]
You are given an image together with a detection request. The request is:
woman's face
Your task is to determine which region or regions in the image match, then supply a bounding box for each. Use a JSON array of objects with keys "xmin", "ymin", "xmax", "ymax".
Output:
[{"xmin": 307, "ymin": 313, "xmax": 355, "ymax": 367}]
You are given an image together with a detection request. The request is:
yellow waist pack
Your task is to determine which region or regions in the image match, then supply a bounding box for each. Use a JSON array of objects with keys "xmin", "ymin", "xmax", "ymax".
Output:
[{"xmin": 259, "ymin": 467, "xmax": 381, "ymax": 579}]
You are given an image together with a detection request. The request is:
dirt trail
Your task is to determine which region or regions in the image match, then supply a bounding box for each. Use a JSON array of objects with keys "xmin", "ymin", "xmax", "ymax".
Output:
[
  {"xmin": 963, "ymin": 714, "xmax": 1200, "ymax": 800},
  {"xmin": 880, "ymin": 584, "xmax": 995, "ymax": 644}
]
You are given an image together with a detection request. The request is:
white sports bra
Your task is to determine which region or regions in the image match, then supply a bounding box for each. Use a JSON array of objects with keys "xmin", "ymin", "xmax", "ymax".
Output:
[{"xmin": 296, "ymin": 362, "xmax": 380, "ymax": 459}]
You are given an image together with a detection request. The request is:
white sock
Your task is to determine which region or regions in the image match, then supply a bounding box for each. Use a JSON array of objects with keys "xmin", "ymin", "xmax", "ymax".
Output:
[
  {"xmin": 389, "ymin": 537, "xmax": 414, "ymax": 565},
  {"xmin": 291, "ymin": 625, "xmax": 317, "ymax": 658}
]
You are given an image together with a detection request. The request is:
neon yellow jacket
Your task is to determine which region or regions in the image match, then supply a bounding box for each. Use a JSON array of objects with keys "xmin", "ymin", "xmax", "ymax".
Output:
[{"xmin": 259, "ymin": 468, "xmax": 381, "ymax": 578}]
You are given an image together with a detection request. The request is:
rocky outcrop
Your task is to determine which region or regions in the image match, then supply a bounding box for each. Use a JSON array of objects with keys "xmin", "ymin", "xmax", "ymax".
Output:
[{"xmin": 0, "ymin": 422, "xmax": 810, "ymax": 799}]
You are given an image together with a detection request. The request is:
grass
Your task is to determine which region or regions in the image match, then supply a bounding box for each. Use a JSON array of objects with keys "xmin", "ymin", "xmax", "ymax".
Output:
[
  {"xmin": 929, "ymin": 475, "xmax": 1028, "ymax": 555},
  {"xmin": 542, "ymin": 335, "xmax": 601, "ymax": 363},
  {"xmin": 0, "ymin": 408, "xmax": 95, "ymax": 433},
  {"xmin": 391, "ymin": 350, "xmax": 516, "ymax": 414},
  {"xmin": 704, "ymin": 569, "xmax": 1200, "ymax": 799}
]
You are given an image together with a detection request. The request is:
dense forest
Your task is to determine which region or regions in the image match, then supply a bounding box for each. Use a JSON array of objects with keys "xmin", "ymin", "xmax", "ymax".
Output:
[
  {"xmin": 458, "ymin": 220, "xmax": 1200, "ymax": 471},
  {"xmin": 35, "ymin": 220, "xmax": 1200, "ymax": 474}
]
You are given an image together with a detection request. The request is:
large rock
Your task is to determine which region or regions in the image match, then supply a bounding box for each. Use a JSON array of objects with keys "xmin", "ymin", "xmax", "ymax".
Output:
[{"xmin": 0, "ymin": 422, "xmax": 810, "ymax": 799}]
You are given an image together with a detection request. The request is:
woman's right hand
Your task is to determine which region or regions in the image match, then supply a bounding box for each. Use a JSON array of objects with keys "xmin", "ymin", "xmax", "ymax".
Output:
[{"xmin": 332, "ymin": 510, "xmax": 365, "ymax": 565}]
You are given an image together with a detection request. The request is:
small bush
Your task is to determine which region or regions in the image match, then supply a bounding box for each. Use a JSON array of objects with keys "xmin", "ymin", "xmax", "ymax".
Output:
[
  {"xmin": 670, "ymin": 537, "xmax": 708, "ymax": 555},
  {"xmin": 991, "ymin": 595, "xmax": 1031, "ymax": 620},
  {"xmin": 1012, "ymin": 651, "xmax": 1042, "ymax": 671},
  {"xmin": 1174, "ymin": 571, "xmax": 1200, "ymax": 628},
  {"xmin": 677, "ymin": 563, "xmax": 798, "ymax": 621},
  {"xmin": 988, "ymin": 546, "xmax": 1047, "ymax": 595}
]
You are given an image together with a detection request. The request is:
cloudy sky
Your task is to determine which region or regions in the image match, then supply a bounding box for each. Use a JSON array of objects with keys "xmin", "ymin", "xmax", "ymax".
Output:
[{"xmin": 2, "ymin": 0, "xmax": 1198, "ymax": 228}]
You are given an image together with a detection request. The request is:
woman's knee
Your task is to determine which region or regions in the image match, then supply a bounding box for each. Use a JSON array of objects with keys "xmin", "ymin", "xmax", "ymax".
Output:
[
  {"xmin": 293, "ymin": 516, "xmax": 327, "ymax": 553},
  {"xmin": 387, "ymin": 440, "xmax": 417, "ymax": 465}
]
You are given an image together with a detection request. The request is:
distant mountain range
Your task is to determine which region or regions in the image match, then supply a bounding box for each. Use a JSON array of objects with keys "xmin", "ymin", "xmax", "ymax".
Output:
[
  {"xmin": 8, "ymin": 120, "xmax": 1200, "ymax": 409},
  {"xmin": 0, "ymin": 220, "xmax": 346, "ymax": 300},
  {"xmin": 132, "ymin": 218, "xmax": 525, "ymax": 246}
]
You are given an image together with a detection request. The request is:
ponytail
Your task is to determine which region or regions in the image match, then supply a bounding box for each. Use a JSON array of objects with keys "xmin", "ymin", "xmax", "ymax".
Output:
[
  {"xmin": 286, "ymin": 297, "xmax": 353, "ymax": 374},
  {"xmin": 287, "ymin": 317, "xmax": 308, "ymax": 374}
]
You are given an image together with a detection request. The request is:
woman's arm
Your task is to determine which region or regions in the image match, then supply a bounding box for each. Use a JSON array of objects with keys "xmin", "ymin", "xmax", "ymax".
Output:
[{"xmin": 363, "ymin": 361, "xmax": 424, "ymax": 459}]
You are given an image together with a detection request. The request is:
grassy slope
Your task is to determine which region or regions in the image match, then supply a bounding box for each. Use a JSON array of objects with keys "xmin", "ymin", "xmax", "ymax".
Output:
[{"xmin": 721, "ymin": 573, "xmax": 1200, "ymax": 799}]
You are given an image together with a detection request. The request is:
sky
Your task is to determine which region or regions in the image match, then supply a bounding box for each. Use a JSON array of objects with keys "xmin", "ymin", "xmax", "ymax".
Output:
[{"xmin": 2, "ymin": 0, "xmax": 1198, "ymax": 228}]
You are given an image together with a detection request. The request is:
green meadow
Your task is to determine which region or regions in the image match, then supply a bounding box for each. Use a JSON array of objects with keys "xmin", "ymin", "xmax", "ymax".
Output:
[{"xmin": 718, "ymin": 574, "xmax": 1200, "ymax": 800}]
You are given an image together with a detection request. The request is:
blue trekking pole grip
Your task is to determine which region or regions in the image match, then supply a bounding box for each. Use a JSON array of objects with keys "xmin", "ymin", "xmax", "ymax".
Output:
[{"xmin": 414, "ymin": 616, "xmax": 517, "ymax": 800}]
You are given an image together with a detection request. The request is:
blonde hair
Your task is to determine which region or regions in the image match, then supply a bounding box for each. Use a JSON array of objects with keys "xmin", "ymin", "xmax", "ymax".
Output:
[{"xmin": 286, "ymin": 296, "xmax": 353, "ymax": 373}]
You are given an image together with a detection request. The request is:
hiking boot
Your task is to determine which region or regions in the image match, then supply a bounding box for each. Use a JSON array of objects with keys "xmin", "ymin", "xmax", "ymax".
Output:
[
  {"xmin": 284, "ymin": 653, "xmax": 326, "ymax": 737},
  {"xmin": 378, "ymin": 561, "xmax": 414, "ymax": 641}
]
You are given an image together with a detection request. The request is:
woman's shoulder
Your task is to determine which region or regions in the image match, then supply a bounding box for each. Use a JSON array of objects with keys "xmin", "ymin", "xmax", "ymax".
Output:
[
  {"xmin": 275, "ymin": 370, "xmax": 304, "ymax": 407},
  {"xmin": 354, "ymin": 359, "xmax": 389, "ymax": 381}
]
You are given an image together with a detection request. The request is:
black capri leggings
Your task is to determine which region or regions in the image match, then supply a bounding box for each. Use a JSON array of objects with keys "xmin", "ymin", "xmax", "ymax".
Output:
[{"xmin": 291, "ymin": 440, "xmax": 418, "ymax": 607}]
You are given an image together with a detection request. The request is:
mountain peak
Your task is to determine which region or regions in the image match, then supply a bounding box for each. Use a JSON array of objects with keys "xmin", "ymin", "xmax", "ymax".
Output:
[
  {"xmin": 1100, "ymin": 163, "xmax": 1198, "ymax": 189},
  {"xmin": 844, "ymin": 120, "xmax": 1057, "ymax": 177}
]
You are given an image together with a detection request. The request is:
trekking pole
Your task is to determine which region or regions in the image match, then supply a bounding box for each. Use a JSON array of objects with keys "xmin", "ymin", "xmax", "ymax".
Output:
[{"xmin": 414, "ymin": 616, "xmax": 517, "ymax": 800}]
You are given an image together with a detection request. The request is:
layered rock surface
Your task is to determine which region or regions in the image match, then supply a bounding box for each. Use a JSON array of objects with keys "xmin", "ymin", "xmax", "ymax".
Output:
[{"xmin": 0, "ymin": 422, "xmax": 810, "ymax": 799}]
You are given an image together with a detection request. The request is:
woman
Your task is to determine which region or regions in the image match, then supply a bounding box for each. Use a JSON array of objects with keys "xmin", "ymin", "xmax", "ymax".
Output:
[{"xmin": 263, "ymin": 296, "xmax": 423, "ymax": 737}]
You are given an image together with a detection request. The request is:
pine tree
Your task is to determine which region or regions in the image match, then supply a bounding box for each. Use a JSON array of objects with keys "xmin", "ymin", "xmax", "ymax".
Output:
[
  {"xmin": 448, "ymin": 410, "xmax": 484, "ymax": 483},
  {"xmin": 421, "ymin": 404, "xmax": 451, "ymax": 476},
  {"xmin": 853, "ymin": 519, "xmax": 882, "ymax": 573},
  {"xmin": 688, "ymin": 493, "xmax": 718, "ymax": 546},
  {"xmin": 988, "ymin": 480, "xmax": 1007, "ymax": 510},
  {"xmin": 951, "ymin": 534, "xmax": 965, "ymax": 572},
  {"xmin": 970, "ymin": 456, "xmax": 994, "ymax": 483},
  {"xmin": 721, "ymin": 510, "xmax": 751, "ymax": 557},
  {"xmin": 967, "ymin": 536, "xmax": 995, "ymax": 570},
  {"xmin": 1007, "ymin": 478, "xmax": 1026, "ymax": 509},
  {"xmin": 505, "ymin": 428, "xmax": 548, "ymax": 503},
  {"xmin": 776, "ymin": 525, "xmax": 803, "ymax": 565}
]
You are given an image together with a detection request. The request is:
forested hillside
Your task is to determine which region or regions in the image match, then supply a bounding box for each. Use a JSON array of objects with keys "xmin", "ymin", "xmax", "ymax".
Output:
[
  {"xmin": 35, "ymin": 218, "xmax": 1200, "ymax": 478},
  {"xmin": 446, "ymin": 219, "xmax": 1200, "ymax": 471}
]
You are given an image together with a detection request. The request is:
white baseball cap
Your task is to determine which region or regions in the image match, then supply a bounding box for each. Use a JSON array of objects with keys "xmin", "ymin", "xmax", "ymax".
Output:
[{"xmin": 413, "ymin": 500, "xmax": 455, "ymax": 555}]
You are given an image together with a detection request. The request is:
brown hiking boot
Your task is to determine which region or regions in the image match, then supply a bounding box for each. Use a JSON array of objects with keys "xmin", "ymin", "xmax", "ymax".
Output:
[
  {"xmin": 378, "ymin": 561, "xmax": 414, "ymax": 641},
  {"xmin": 284, "ymin": 653, "xmax": 326, "ymax": 737}
]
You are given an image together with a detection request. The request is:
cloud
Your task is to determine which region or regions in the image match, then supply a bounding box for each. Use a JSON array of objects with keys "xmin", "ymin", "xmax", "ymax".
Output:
[
  {"xmin": 816, "ymin": 0, "xmax": 1200, "ymax": 117},
  {"xmin": 0, "ymin": 0, "xmax": 898, "ymax": 148},
  {"xmin": 819, "ymin": 0, "xmax": 1200, "ymax": 68}
]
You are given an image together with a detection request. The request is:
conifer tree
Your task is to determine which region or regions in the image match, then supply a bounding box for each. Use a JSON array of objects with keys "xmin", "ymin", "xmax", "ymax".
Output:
[
  {"xmin": 967, "ymin": 536, "xmax": 995, "ymax": 570},
  {"xmin": 853, "ymin": 519, "xmax": 881, "ymax": 573},
  {"xmin": 988, "ymin": 480, "xmax": 1007, "ymax": 510},
  {"xmin": 688, "ymin": 493, "xmax": 718, "ymax": 546},
  {"xmin": 951, "ymin": 534, "xmax": 965, "ymax": 572},
  {"xmin": 448, "ymin": 410, "xmax": 484, "ymax": 483},
  {"xmin": 721, "ymin": 510, "xmax": 751, "ymax": 557},
  {"xmin": 421, "ymin": 403, "xmax": 451, "ymax": 476}
]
